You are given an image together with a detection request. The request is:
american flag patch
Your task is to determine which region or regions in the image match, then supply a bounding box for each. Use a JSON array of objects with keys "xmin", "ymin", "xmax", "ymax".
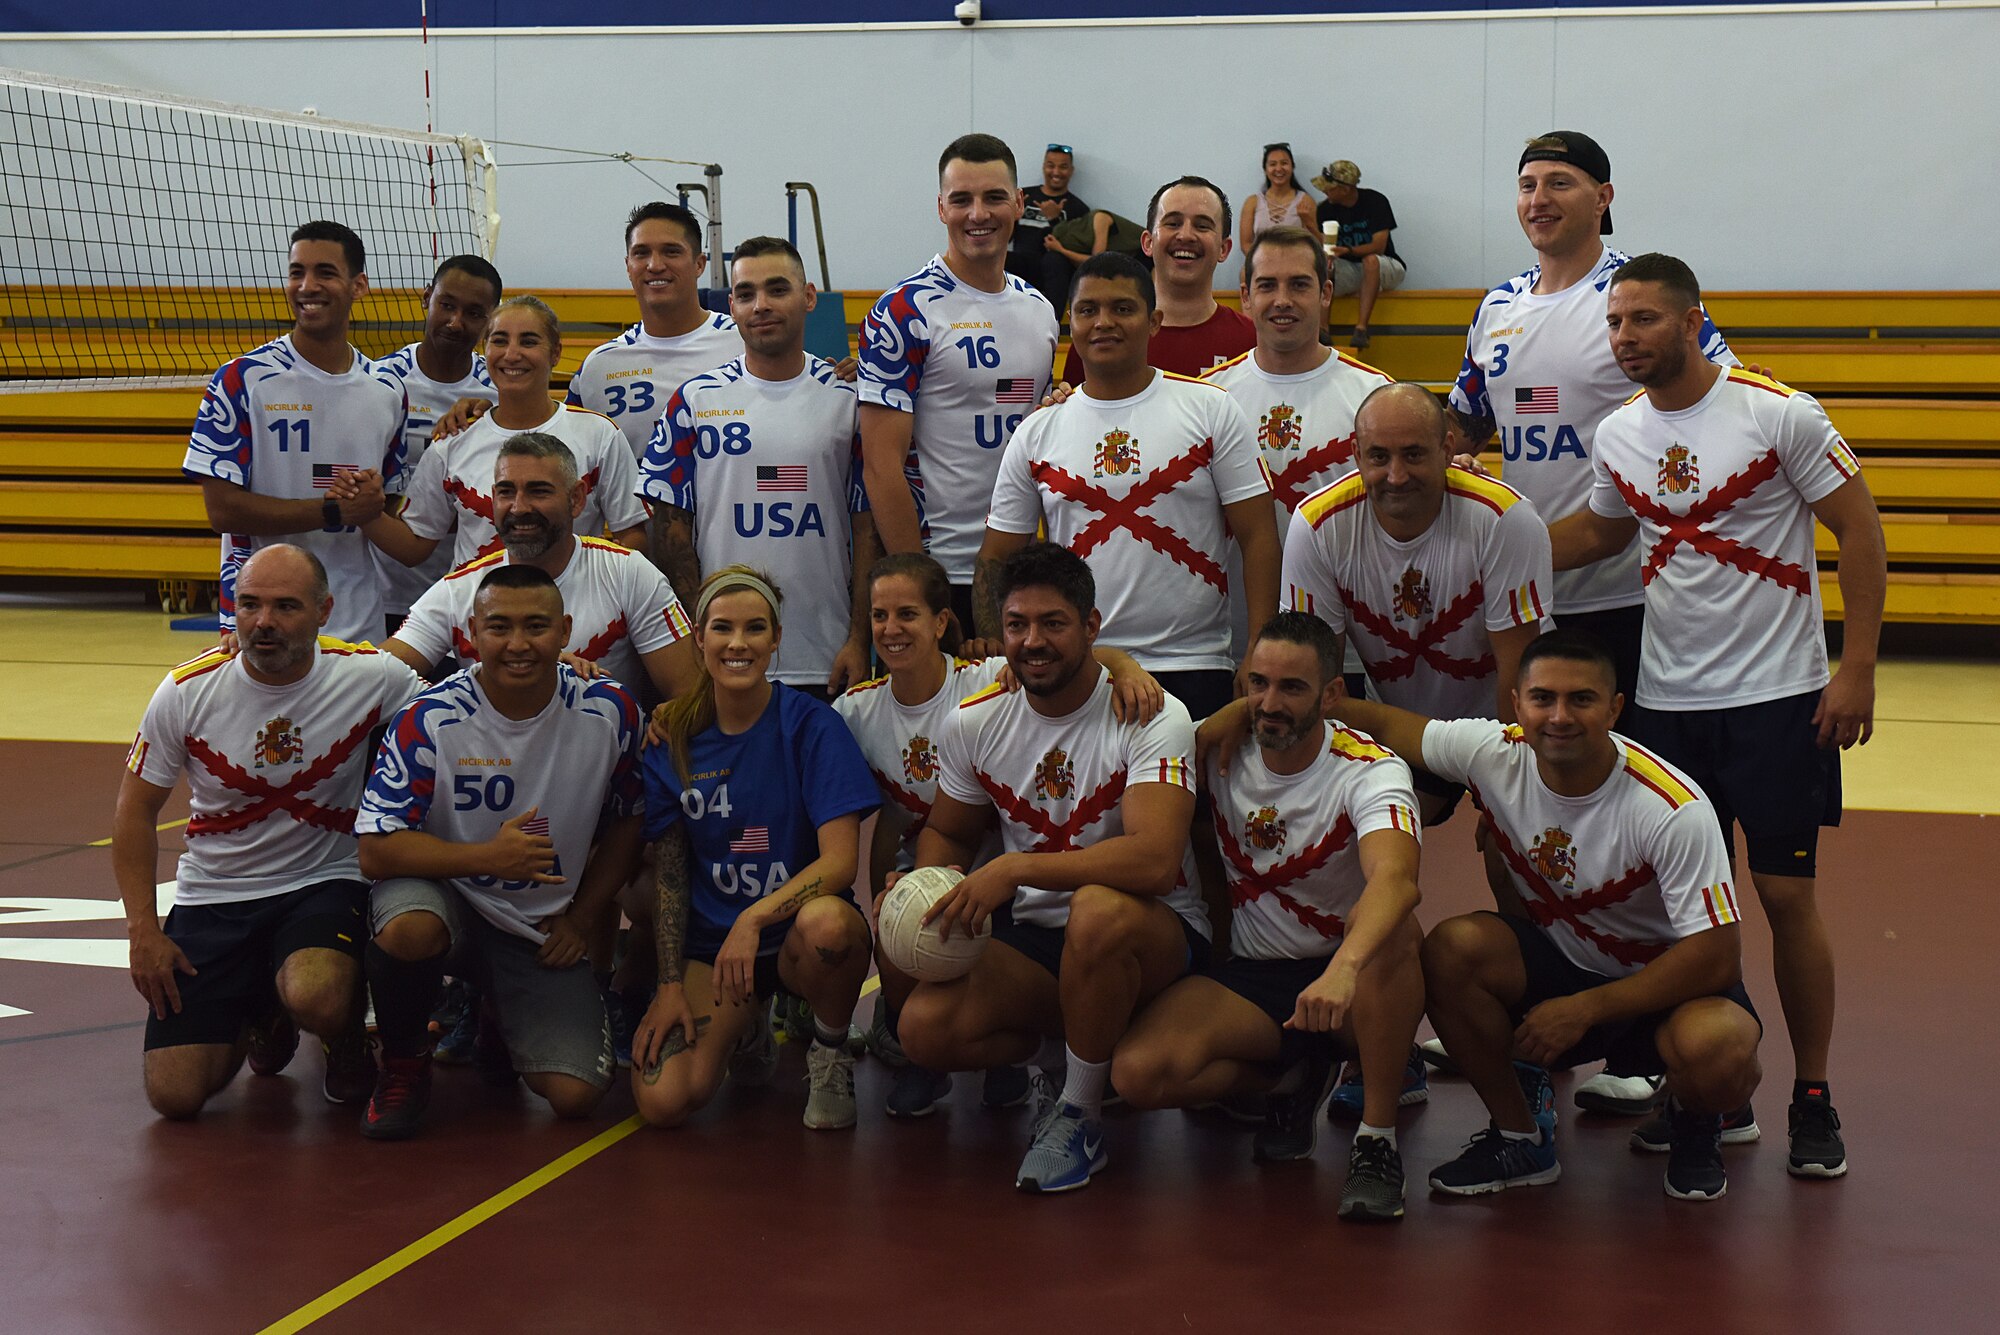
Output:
[
  {"xmin": 311, "ymin": 463, "xmax": 361, "ymax": 489},
  {"xmin": 520, "ymin": 814, "xmax": 551, "ymax": 838},
  {"xmin": 729, "ymin": 825, "xmax": 771, "ymax": 853},
  {"xmin": 995, "ymin": 378, "xmax": 1036, "ymax": 404},
  {"xmin": 1514, "ymin": 386, "xmax": 1559, "ymax": 415},
  {"xmin": 756, "ymin": 465, "xmax": 808, "ymax": 493}
]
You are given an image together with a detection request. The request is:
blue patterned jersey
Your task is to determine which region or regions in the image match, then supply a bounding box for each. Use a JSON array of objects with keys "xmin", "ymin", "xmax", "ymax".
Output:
[{"xmin": 371, "ymin": 342, "xmax": 495, "ymax": 615}]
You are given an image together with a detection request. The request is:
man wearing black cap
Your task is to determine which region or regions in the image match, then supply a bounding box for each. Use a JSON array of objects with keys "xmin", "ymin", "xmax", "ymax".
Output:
[{"xmin": 1446, "ymin": 131, "xmax": 1738, "ymax": 1120}]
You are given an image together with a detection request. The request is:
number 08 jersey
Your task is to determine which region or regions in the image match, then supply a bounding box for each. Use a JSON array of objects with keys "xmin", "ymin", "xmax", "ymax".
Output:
[{"xmin": 356, "ymin": 665, "xmax": 644, "ymax": 943}]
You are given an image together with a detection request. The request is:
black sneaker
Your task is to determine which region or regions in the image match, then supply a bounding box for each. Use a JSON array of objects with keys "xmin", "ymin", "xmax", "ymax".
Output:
[
  {"xmin": 1338, "ymin": 1134, "xmax": 1407, "ymax": 1221},
  {"xmin": 1253, "ymin": 1046, "xmax": 1340, "ymax": 1163},
  {"xmin": 1632, "ymin": 1101, "xmax": 1759, "ymax": 1153},
  {"xmin": 321, "ymin": 1027, "xmax": 377, "ymax": 1106},
  {"xmin": 361, "ymin": 1054, "xmax": 433, "ymax": 1140},
  {"xmin": 886, "ymin": 1065, "xmax": 953, "ymax": 1119},
  {"xmin": 1788, "ymin": 1092, "xmax": 1847, "ymax": 1178},
  {"xmin": 981, "ymin": 1063, "xmax": 1031, "ymax": 1110},
  {"xmin": 1427, "ymin": 1124, "xmax": 1560, "ymax": 1195},
  {"xmin": 246, "ymin": 1006, "xmax": 299, "ymax": 1077},
  {"xmin": 1663, "ymin": 1101, "xmax": 1727, "ymax": 1201}
]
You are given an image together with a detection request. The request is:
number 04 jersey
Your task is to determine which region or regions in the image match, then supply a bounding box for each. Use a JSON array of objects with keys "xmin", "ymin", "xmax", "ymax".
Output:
[{"xmin": 356, "ymin": 665, "xmax": 644, "ymax": 943}]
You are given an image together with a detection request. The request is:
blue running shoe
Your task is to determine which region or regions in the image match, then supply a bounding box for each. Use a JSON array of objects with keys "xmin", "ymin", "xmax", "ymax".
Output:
[
  {"xmin": 1327, "ymin": 1045, "xmax": 1431, "ymax": 1123},
  {"xmin": 1515, "ymin": 1061, "xmax": 1557, "ymax": 1138},
  {"xmin": 1427, "ymin": 1125, "xmax": 1561, "ymax": 1195},
  {"xmin": 1016, "ymin": 1101, "xmax": 1108, "ymax": 1194}
]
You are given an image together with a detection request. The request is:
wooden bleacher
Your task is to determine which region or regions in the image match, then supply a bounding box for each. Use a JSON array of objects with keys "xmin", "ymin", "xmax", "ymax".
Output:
[{"xmin": 4, "ymin": 287, "xmax": 1996, "ymax": 624}]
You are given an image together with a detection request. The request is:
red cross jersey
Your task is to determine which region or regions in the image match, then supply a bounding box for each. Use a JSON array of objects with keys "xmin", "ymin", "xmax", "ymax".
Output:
[
  {"xmin": 393, "ymin": 537, "xmax": 691, "ymax": 694},
  {"xmin": 833, "ymin": 654, "xmax": 1005, "ymax": 872},
  {"xmin": 372, "ymin": 342, "xmax": 496, "ymax": 617},
  {"xmin": 988, "ymin": 370, "xmax": 1273, "ymax": 672},
  {"xmin": 128, "ymin": 639, "xmax": 426, "ymax": 907},
  {"xmin": 357, "ymin": 665, "xmax": 645, "ymax": 943},
  {"xmin": 1206, "ymin": 725, "xmax": 1420, "ymax": 962},
  {"xmin": 1202, "ymin": 348, "xmax": 1393, "ymax": 523},
  {"xmin": 1589, "ymin": 369, "xmax": 1859, "ymax": 710},
  {"xmin": 934, "ymin": 669, "xmax": 1207, "ymax": 937},
  {"xmin": 1283, "ymin": 468, "xmax": 1552, "ymax": 721},
  {"xmin": 1421, "ymin": 719, "xmax": 1741, "ymax": 978},
  {"xmin": 566, "ymin": 314, "xmax": 742, "ymax": 461},
  {"xmin": 399, "ymin": 402, "xmax": 648, "ymax": 568}
]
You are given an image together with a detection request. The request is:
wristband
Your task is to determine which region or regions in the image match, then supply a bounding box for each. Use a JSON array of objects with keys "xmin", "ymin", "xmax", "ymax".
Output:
[{"xmin": 321, "ymin": 496, "xmax": 342, "ymax": 528}]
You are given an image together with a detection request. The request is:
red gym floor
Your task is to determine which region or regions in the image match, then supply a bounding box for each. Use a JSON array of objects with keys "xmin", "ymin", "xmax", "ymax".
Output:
[{"xmin": 2, "ymin": 739, "xmax": 1993, "ymax": 1334}]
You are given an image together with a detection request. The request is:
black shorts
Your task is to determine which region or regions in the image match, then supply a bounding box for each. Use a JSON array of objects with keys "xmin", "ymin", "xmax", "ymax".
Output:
[
  {"xmin": 1411, "ymin": 766, "xmax": 1467, "ymax": 826},
  {"xmin": 1497, "ymin": 913, "xmax": 1760, "ymax": 1076},
  {"xmin": 948, "ymin": 583, "xmax": 977, "ymax": 644},
  {"xmin": 687, "ymin": 947, "xmax": 785, "ymax": 1002},
  {"xmin": 992, "ymin": 910, "xmax": 1212, "ymax": 982},
  {"xmin": 1622, "ymin": 690, "xmax": 1842, "ymax": 877},
  {"xmin": 1154, "ymin": 669, "xmax": 1237, "ymax": 724},
  {"xmin": 1560, "ymin": 603, "xmax": 1646, "ymax": 704},
  {"xmin": 1210, "ymin": 954, "xmax": 1345, "ymax": 1066},
  {"xmin": 144, "ymin": 879, "xmax": 368, "ymax": 1051}
]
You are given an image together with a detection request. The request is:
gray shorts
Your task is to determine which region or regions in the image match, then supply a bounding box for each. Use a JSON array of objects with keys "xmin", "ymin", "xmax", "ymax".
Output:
[
  {"xmin": 1331, "ymin": 253, "xmax": 1406, "ymax": 296},
  {"xmin": 370, "ymin": 878, "xmax": 614, "ymax": 1089}
]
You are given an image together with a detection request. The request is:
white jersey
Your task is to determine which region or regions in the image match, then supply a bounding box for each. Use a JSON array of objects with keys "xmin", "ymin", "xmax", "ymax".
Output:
[
  {"xmin": 566, "ymin": 314, "xmax": 742, "ymax": 460},
  {"xmin": 1284, "ymin": 468, "xmax": 1552, "ymax": 721},
  {"xmin": 1422, "ymin": 719, "xmax": 1741, "ymax": 978},
  {"xmin": 127, "ymin": 639, "xmax": 425, "ymax": 906},
  {"xmin": 989, "ymin": 370, "xmax": 1272, "ymax": 672},
  {"xmin": 394, "ymin": 537, "xmax": 691, "ymax": 694},
  {"xmin": 399, "ymin": 401, "xmax": 647, "ymax": 568},
  {"xmin": 935, "ymin": 669, "xmax": 1206, "ymax": 935},
  {"xmin": 1203, "ymin": 348, "xmax": 1393, "ymax": 521},
  {"xmin": 1590, "ymin": 368, "xmax": 1857, "ymax": 710},
  {"xmin": 858, "ymin": 256, "xmax": 1060, "ymax": 582},
  {"xmin": 1450, "ymin": 248, "xmax": 1737, "ymax": 614},
  {"xmin": 372, "ymin": 342, "xmax": 497, "ymax": 617},
  {"xmin": 640, "ymin": 356, "xmax": 868, "ymax": 685},
  {"xmin": 834, "ymin": 654, "xmax": 1006, "ymax": 870},
  {"xmin": 184, "ymin": 335, "xmax": 409, "ymax": 644},
  {"xmin": 357, "ymin": 665, "xmax": 645, "ymax": 943},
  {"xmin": 1208, "ymin": 725, "xmax": 1421, "ymax": 961}
]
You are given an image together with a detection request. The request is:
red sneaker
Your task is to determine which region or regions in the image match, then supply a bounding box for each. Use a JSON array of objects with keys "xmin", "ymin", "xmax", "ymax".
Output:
[{"xmin": 361, "ymin": 1054, "xmax": 433, "ymax": 1140}]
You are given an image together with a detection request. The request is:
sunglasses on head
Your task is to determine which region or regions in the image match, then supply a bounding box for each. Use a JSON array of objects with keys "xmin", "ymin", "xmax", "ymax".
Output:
[{"xmin": 1047, "ymin": 143, "xmax": 1073, "ymax": 155}]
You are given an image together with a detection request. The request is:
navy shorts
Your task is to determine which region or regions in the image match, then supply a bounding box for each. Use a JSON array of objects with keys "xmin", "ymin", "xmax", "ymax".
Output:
[
  {"xmin": 1210, "ymin": 953, "xmax": 1344, "ymax": 1066},
  {"xmin": 144, "ymin": 879, "xmax": 367, "ymax": 1051},
  {"xmin": 1154, "ymin": 669, "xmax": 1237, "ymax": 724},
  {"xmin": 1561, "ymin": 603, "xmax": 1646, "ymax": 705},
  {"xmin": 1622, "ymin": 689, "xmax": 1842, "ymax": 877},
  {"xmin": 992, "ymin": 909, "xmax": 1212, "ymax": 982},
  {"xmin": 1498, "ymin": 913, "xmax": 1760, "ymax": 1076},
  {"xmin": 688, "ymin": 948, "xmax": 785, "ymax": 1002}
]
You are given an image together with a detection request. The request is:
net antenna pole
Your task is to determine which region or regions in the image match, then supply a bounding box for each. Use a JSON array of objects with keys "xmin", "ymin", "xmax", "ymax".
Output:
[
  {"xmin": 784, "ymin": 182, "xmax": 832, "ymax": 290},
  {"xmin": 674, "ymin": 167, "xmax": 725, "ymax": 292},
  {"xmin": 420, "ymin": 0, "xmax": 437, "ymax": 262}
]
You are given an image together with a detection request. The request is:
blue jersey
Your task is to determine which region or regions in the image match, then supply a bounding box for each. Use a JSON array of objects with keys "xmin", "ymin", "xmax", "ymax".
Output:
[{"xmin": 641, "ymin": 684, "xmax": 878, "ymax": 958}]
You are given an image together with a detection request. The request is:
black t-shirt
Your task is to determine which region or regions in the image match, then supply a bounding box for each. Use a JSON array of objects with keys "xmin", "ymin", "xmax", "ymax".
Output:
[
  {"xmin": 1014, "ymin": 188, "xmax": 1090, "ymax": 255},
  {"xmin": 1316, "ymin": 188, "xmax": 1400, "ymax": 263}
]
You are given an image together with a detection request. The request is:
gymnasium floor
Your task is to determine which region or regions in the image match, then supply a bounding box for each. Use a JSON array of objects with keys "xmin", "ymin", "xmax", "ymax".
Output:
[{"xmin": 3, "ymin": 599, "xmax": 1995, "ymax": 1334}]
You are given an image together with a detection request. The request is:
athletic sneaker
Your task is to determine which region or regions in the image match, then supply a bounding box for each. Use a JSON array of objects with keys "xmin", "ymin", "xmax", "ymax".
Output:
[
  {"xmin": 603, "ymin": 988, "xmax": 638, "ymax": 1071},
  {"xmin": 1028, "ymin": 1069, "xmax": 1062, "ymax": 1140},
  {"xmin": 803, "ymin": 1042, "xmax": 858, "ymax": 1130},
  {"xmin": 1787, "ymin": 1092, "xmax": 1848, "ymax": 1178},
  {"xmin": 1016, "ymin": 1101, "xmax": 1108, "ymax": 1193},
  {"xmin": 1418, "ymin": 1036, "xmax": 1460, "ymax": 1077},
  {"xmin": 1575, "ymin": 1069, "xmax": 1666, "ymax": 1116},
  {"xmin": 1327, "ymin": 1045, "xmax": 1430, "ymax": 1123},
  {"xmin": 982, "ymin": 1063, "xmax": 1031, "ymax": 1110},
  {"xmin": 886, "ymin": 1065, "xmax": 952, "ymax": 1118},
  {"xmin": 1255, "ymin": 1047, "xmax": 1340, "ymax": 1163},
  {"xmin": 432, "ymin": 1002, "xmax": 480, "ymax": 1065},
  {"xmin": 1631, "ymin": 1102, "xmax": 1759, "ymax": 1152},
  {"xmin": 1517, "ymin": 1061, "xmax": 1558, "ymax": 1138},
  {"xmin": 1338, "ymin": 1135, "xmax": 1407, "ymax": 1221},
  {"xmin": 1427, "ymin": 1125, "xmax": 1561, "ymax": 1195},
  {"xmin": 321, "ymin": 1029, "xmax": 376, "ymax": 1106},
  {"xmin": 865, "ymin": 1003, "xmax": 908, "ymax": 1067},
  {"xmin": 729, "ymin": 1003, "xmax": 779, "ymax": 1088},
  {"xmin": 1663, "ymin": 1101, "xmax": 1728, "ymax": 1201},
  {"xmin": 361, "ymin": 1054, "xmax": 433, "ymax": 1140},
  {"xmin": 246, "ymin": 1006, "xmax": 299, "ymax": 1077}
]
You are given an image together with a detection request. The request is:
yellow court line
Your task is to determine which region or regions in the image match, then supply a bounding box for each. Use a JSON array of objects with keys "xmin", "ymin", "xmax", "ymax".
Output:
[
  {"xmin": 88, "ymin": 817, "xmax": 187, "ymax": 848},
  {"xmin": 256, "ymin": 1114, "xmax": 646, "ymax": 1335}
]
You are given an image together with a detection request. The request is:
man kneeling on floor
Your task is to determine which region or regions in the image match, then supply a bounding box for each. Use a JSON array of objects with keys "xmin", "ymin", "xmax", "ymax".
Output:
[
  {"xmin": 1120, "ymin": 612, "xmax": 1425, "ymax": 1222},
  {"xmin": 118, "ymin": 544, "xmax": 426, "ymax": 1118},
  {"xmin": 354, "ymin": 564, "xmax": 647, "ymax": 1139},
  {"xmin": 898, "ymin": 542, "xmax": 1211, "ymax": 1194},
  {"xmin": 1324, "ymin": 628, "xmax": 1762, "ymax": 1200}
]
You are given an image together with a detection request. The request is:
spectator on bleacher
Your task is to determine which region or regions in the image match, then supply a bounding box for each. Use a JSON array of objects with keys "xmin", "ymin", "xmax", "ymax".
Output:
[
  {"xmin": 1061, "ymin": 176, "xmax": 1254, "ymax": 384},
  {"xmin": 1043, "ymin": 209, "xmax": 1147, "ymax": 265},
  {"xmin": 1311, "ymin": 161, "xmax": 1406, "ymax": 351},
  {"xmin": 1239, "ymin": 143, "xmax": 1316, "ymax": 257},
  {"xmin": 185, "ymin": 220, "xmax": 406, "ymax": 647},
  {"xmin": 1008, "ymin": 143, "xmax": 1089, "ymax": 315}
]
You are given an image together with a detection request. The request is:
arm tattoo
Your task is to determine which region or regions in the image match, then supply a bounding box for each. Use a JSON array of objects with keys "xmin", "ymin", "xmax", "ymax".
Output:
[
  {"xmin": 1451, "ymin": 408, "xmax": 1496, "ymax": 450},
  {"xmin": 653, "ymin": 824, "xmax": 692, "ymax": 986},
  {"xmin": 651, "ymin": 505, "xmax": 703, "ymax": 608},
  {"xmin": 762, "ymin": 875, "xmax": 824, "ymax": 921},
  {"xmin": 971, "ymin": 557, "xmax": 1004, "ymax": 641}
]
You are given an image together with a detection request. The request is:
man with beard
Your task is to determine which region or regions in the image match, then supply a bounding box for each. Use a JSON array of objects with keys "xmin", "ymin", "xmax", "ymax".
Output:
[
  {"xmin": 897, "ymin": 543, "xmax": 1209, "ymax": 1194},
  {"xmin": 115, "ymin": 545, "xmax": 426, "ymax": 1118},
  {"xmin": 385, "ymin": 433, "xmax": 697, "ymax": 704}
]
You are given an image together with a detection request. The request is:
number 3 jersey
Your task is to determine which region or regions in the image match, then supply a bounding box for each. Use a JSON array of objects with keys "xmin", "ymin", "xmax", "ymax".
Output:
[
  {"xmin": 640, "ymin": 685, "xmax": 879, "ymax": 960},
  {"xmin": 1207, "ymin": 726, "xmax": 1420, "ymax": 962},
  {"xmin": 356, "ymin": 665, "xmax": 644, "ymax": 943},
  {"xmin": 639, "ymin": 355, "xmax": 869, "ymax": 686},
  {"xmin": 129, "ymin": 639, "xmax": 426, "ymax": 907}
]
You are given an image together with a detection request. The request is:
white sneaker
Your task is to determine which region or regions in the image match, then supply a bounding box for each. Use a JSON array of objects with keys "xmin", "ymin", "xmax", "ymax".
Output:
[
  {"xmin": 803, "ymin": 1042, "xmax": 857, "ymax": 1130},
  {"xmin": 1575, "ymin": 1070, "xmax": 1665, "ymax": 1116}
]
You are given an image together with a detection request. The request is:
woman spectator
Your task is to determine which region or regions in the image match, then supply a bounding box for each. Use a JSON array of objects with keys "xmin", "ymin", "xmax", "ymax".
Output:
[{"xmin": 1239, "ymin": 143, "xmax": 1316, "ymax": 257}]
